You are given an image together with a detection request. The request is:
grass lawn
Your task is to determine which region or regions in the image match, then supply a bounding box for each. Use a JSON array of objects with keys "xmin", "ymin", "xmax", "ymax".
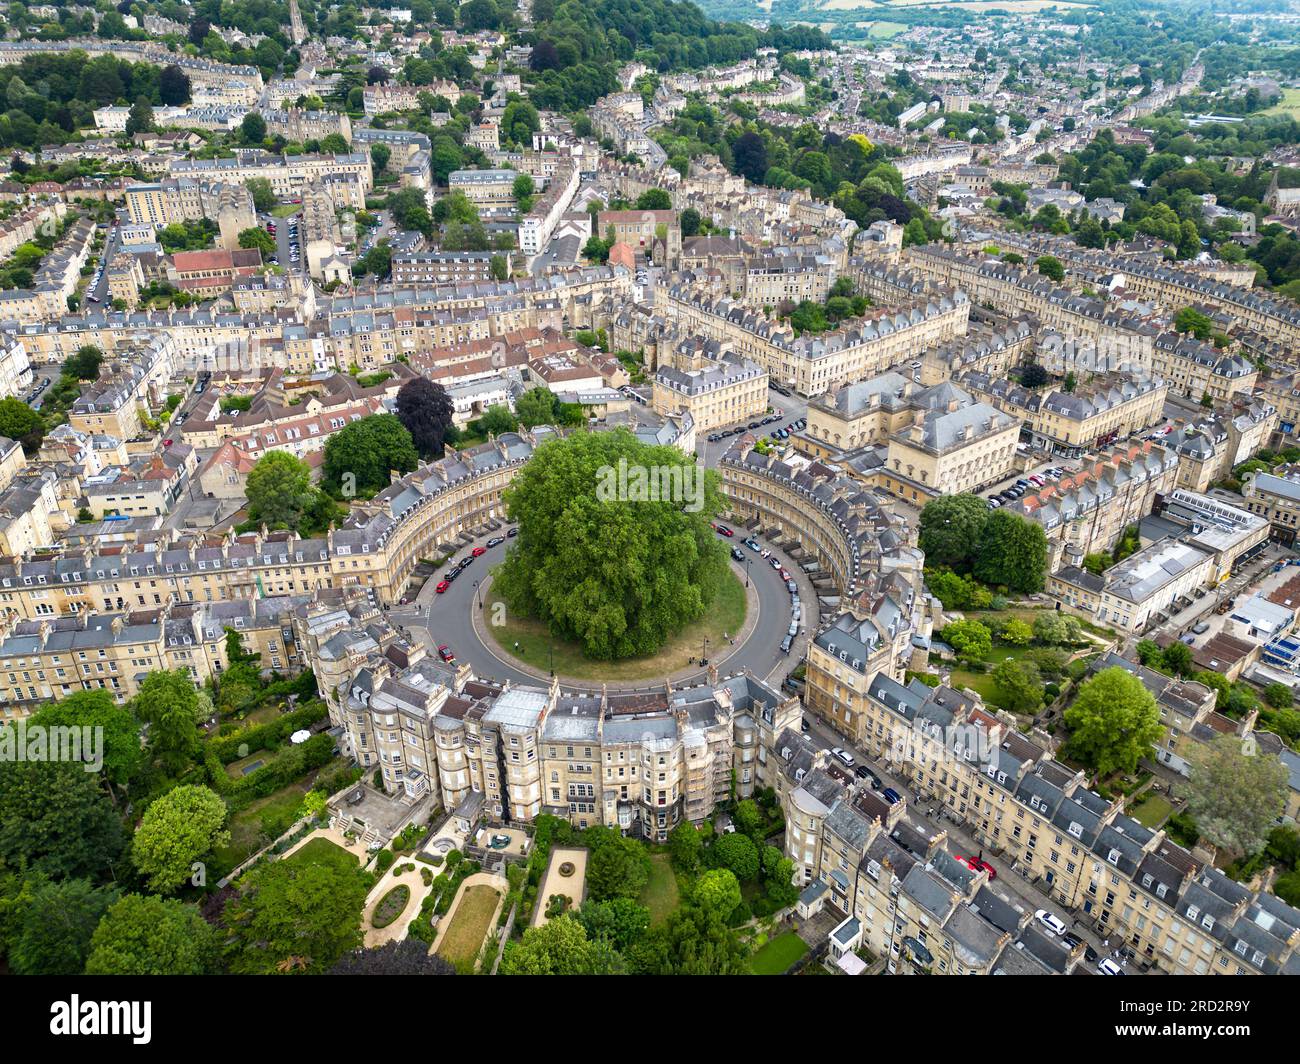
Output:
[
  {"xmin": 866, "ymin": 19, "xmax": 907, "ymax": 36},
  {"xmin": 270, "ymin": 202, "xmax": 301, "ymax": 218},
  {"xmin": 482, "ymin": 568, "xmax": 747, "ymax": 682},
  {"xmin": 282, "ymin": 836, "xmax": 361, "ymax": 875},
  {"xmin": 748, "ymin": 931, "xmax": 809, "ymax": 975},
  {"xmin": 436, "ymin": 884, "xmax": 501, "ymax": 973},
  {"xmin": 640, "ymin": 853, "xmax": 680, "ymax": 927},
  {"xmin": 210, "ymin": 780, "xmax": 315, "ymax": 876},
  {"xmin": 1129, "ymin": 794, "xmax": 1174, "ymax": 829},
  {"xmin": 1265, "ymin": 88, "xmax": 1300, "ymax": 116}
]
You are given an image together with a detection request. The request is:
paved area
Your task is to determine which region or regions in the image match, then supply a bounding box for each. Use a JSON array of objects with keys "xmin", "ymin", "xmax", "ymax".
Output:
[{"xmin": 363, "ymin": 862, "xmax": 431, "ymax": 948}]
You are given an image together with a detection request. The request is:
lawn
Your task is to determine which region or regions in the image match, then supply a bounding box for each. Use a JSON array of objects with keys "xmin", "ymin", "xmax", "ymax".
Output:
[
  {"xmin": 640, "ymin": 852, "xmax": 680, "ymax": 927},
  {"xmin": 748, "ymin": 931, "xmax": 809, "ymax": 975},
  {"xmin": 1129, "ymin": 794, "xmax": 1174, "ymax": 829},
  {"xmin": 436, "ymin": 884, "xmax": 501, "ymax": 973},
  {"xmin": 1265, "ymin": 88, "xmax": 1300, "ymax": 117},
  {"xmin": 282, "ymin": 836, "xmax": 362, "ymax": 875},
  {"xmin": 482, "ymin": 568, "xmax": 747, "ymax": 681},
  {"xmin": 270, "ymin": 202, "xmax": 302, "ymax": 218},
  {"xmin": 210, "ymin": 779, "xmax": 315, "ymax": 877}
]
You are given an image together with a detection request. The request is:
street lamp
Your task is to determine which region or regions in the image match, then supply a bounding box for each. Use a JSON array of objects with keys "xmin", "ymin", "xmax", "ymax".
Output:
[
  {"xmin": 548, "ymin": 643, "xmax": 554, "ymax": 677},
  {"xmin": 700, "ymin": 636, "xmax": 710, "ymax": 668}
]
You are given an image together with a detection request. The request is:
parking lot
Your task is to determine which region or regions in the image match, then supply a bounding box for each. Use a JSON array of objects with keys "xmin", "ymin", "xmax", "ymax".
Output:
[{"xmin": 983, "ymin": 461, "xmax": 1069, "ymax": 509}]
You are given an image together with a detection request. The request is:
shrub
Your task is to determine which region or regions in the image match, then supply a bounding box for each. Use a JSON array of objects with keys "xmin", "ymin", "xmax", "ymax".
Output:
[
  {"xmin": 376, "ymin": 850, "xmax": 395, "ymax": 873},
  {"xmin": 371, "ymin": 884, "xmax": 411, "ymax": 928}
]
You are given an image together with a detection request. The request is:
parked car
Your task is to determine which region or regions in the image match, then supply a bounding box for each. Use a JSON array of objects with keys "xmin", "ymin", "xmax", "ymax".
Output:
[
  {"xmin": 436, "ymin": 580, "xmax": 450, "ymax": 593},
  {"xmin": 769, "ymin": 557, "xmax": 782, "ymax": 569},
  {"xmin": 1097, "ymin": 957, "xmax": 1125, "ymax": 975},
  {"xmin": 1035, "ymin": 909, "xmax": 1068, "ymax": 937},
  {"xmin": 712, "ymin": 523, "xmax": 733, "ymax": 537},
  {"xmin": 854, "ymin": 765, "xmax": 873, "ymax": 781},
  {"xmin": 1061, "ymin": 932, "xmax": 1098, "ymax": 963},
  {"xmin": 487, "ymin": 536, "xmax": 504, "ymax": 547},
  {"xmin": 881, "ymin": 787, "xmax": 902, "ymax": 805},
  {"xmin": 800, "ymin": 717, "xmax": 810, "ymax": 732},
  {"xmin": 831, "ymin": 747, "xmax": 856, "ymax": 768},
  {"xmin": 744, "ymin": 538, "xmax": 761, "ymax": 551},
  {"xmin": 437, "ymin": 644, "xmax": 455, "ymax": 662},
  {"xmin": 1192, "ymin": 621, "xmax": 1210, "ymax": 634},
  {"xmin": 730, "ymin": 546, "xmax": 745, "ymax": 561},
  {"xmin": 471, "ymin": 546, "xmax": 486, "ymax": 557},
  {"xmin": 786, "ymin": 580, "xmax": 797, "ymax": 594},
  {"xmin": 506, "ymin": 527, "xmax": 519, "ymax": 537},
  {"xmin": 779, "ymin": 635, "xmax": 793, "ymax": 654}
]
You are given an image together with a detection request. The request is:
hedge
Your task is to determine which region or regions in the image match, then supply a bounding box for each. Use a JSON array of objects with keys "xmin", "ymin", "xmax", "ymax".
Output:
[
  {"xmin": 371, "ymin": 884, "xmax": 411, "ymax": 929},
  {"xmin": 208, "ymin": 701, "xmax": 329, "ymax": 764}
]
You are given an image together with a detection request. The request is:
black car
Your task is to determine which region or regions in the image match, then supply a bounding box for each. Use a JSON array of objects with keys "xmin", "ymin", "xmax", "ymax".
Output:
[
  {"xmin": 506, "ymin": 527, "xmax": 519, "ymax": 537},
  {"xmin": 487, "ymin": 536, "xmax": 504, "ymax": 547},
  {"xmin": 1062, "ymin": 932, "xmax": 1099, "ymax": 964},
  {"xmin": 730, "ymin": 546, "xmax": 745, "ymax": 561},
  {"xmin": 748, "ymin": 421, "xmax": 761, "ymax": 429},
  {"xmin": 799, "ymin": 717, "xmax": 810, "ymax": 733}
]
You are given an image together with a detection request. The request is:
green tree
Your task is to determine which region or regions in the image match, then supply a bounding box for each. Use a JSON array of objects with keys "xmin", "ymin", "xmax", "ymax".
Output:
[
  {"xmin": 1264, "ymin": 682, "xmax": 1294, "ymax": 710},
  {"xmin": 712, "ymin": 832, "xmax": 760, "ymax": 881},
  {"xmin": 240, "ymin": 111, "xmax": 267, "ymax": 145},
  {"xmin": 501, "ymin": 913, "xmax": 623, "ymax": 974},
  {"xmin": 0, "ymin": 758, "xmax": 126, "ymax": 880},
  {"xmin": 0, "ymin": 397, "xmax": 42, "ymax": 445},
  {"xmin": 246, "ymin": 450, "xmax": 315, "ymax": 530},
  {"xmin": 690, "ymin": 868, "xmax": 742, "ymax": 923},
  {"xmin": 992, "ymin": 658, "xmax": 1043, "ymax": 714},
  {"xmin": 1034, "ymin": 254, "xmax": 1065, "ymax": 283},
  {"xmin": 125, "ymin": 95, "xmax": 154, "ymax": 136},
  {"xmin": 668, "ymin": 821, "xmax": 703, "ymax": 873},
  {"xmin": 1001, "ymin": 619, "xmax": 1033, "ymax": 645},
  {"xmin": 515, "ymin": 386, "xmax": 563, "ymax": 428},
  {"xmin": 245, "ymin": 177, "xmax": 275, "ymax": 212},
  {"xmin": 130, "ymin": 669, "xmax": 202, "ymax": 774},
  {"xmin": 223, "ymin": 857, "xmax": 369, "ymax": 974},
  {"xmin": 5, "ymin": 875, "xmax": 119, "ymax": 975},
  {"xmin": 494, "ymin": 430, "xmax": 728, "ymax": 659},
  {"xmin": 1064, "ymin": 667, "xmax": 1163, "ymax": 778},
  {"xmin": 322, "ymin": 413, "xmax": 419, "ymax": 497},
  {"xmin": 238, "ymin": 226, "xmax": 275, "ymax": 256},
  {"xmin": 85, "ymin": 894, "xmax": 221, "ymax": 975},
  {"xmin": 917, "ymin": 494, "xmax": 988, "ymax": 570},
  {"xmin": 29, "ymin": 689, "xmax": 142, "ymax": 789},
  {"xmin": 680, "ymin": 207, "xmax": 701, "ymax": 236},
  {"xmin": 1161, "ymin": 641, "xmax": 1194, "ymax": 677},
  {"xmin": 944, "ymin": 618, "xmax": 992, "ymax": 663},
  {"xmin": 1179, "ymin": 735, "xmax": 1289, "ymax": 860},
  {"xmin": 973, "ymin": 510, "xmax": 1048, "ymax": 592},
  {"xmin": 635, "ymin": 188, "xmax": 672, "ymax": 211},
  {"xmin": 131, "ymin": 785, "xmax": 229, "ymax": 894},
  {"xmin": 66, "ymin": 344, "xmax": 104, "ymax": 380},
  {"xmin": 732, "ymin": 798, "xmax": 764, "ymax": 840},
  {"xmin": 475, "ymin": 405, "xmax": 518, "ymax": 436},
  {"xmin": 577, "ymin": 897, "xmax": 650, "ymax": 951},
  {"xmin": 1174, "ymin": 306, "xmax": 1214, "ymax": 341},
  {"xmin": 586, "ymin": 835, "xmax": 651, "ymax": 901}
]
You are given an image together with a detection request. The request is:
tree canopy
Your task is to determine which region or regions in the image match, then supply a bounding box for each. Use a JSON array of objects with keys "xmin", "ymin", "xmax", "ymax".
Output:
[
  {"xmin": 494, "ymin": 430, "xmax": 728, "ymax": 659},
  {"xmin": 1064, "ymin": 667, "xmax": 1164, "ymax": 778}
]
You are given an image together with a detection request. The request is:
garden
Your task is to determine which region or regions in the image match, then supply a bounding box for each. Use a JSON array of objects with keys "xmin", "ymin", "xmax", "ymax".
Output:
[{"xmin": 435, "ymin": 884, "xmax": 503, "ymax": 973}]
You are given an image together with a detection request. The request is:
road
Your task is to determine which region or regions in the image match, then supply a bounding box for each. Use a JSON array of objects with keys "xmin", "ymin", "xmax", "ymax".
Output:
[
  {"xmin": 798, "ymin": 711, "xmax": 1119, "ymax": 971},
  {"xmin": 385, "ymin": 520, "xmax": 814, "ymax": 693},
  {"xmin": 694, "ymin": 386, "xmax": 808, "ymax": 469},
  {"xmin": 263, "ymin": 210, "xmax": 305, "ymax": 275},
  {"xmin": 84, "ymin": 225, "xmax": 119, "ymax": 305}
]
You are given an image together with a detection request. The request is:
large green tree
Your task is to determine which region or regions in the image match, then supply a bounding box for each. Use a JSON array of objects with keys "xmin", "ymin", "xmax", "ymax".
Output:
[
  {"xmin": 4, "ymin": 874, "xmax": 119, "ymax": 975},
  {"xmin": 0, "ymin": 757, "xmax": 126, "ymax": 880},
  {"xmin": 712, "ymin": 832, "xmax": 760, "ymax": 881},
  {"xmin": 85, "ymin": 894, "xmax": 221, "ymax": 975},
  {"xmin": 29, "ymin": 689, "xmax": 142, "ymax": 789},
  {"xmin": 973, "ymin": 510, "xmax": 1048, "ymax": 593},
  {"xmin": 130, "ymin": 670, "xmax": 202, "ymax": 774},
  {"xmin": 1064, "ymin": 667, "xmax": 1163, "ymax": 778},
  {"xmin": 223, "ymin": 858, "xmax": 369, "ymax": 974},
  {"xmin": 246, "ymin": 450, "xmax": 315, "ymax": 531},
  {"xmin": 1179, "ymin": 735, "xmax": 1289, "ymax": 859},
  {"xmin": 991, "ymin": 658, "xmax": 1043, "ymax": 714},
  {"xmin": 586, "ymin": 834, "xmax": 651, "ymax": 901},
  {"xmin": 322, "ymin": 413, "xmax": 418, "ymax": 498},
  {"xmin": 500, "ymin": 913, "xmax": 623, "ymax": 974},
  {"xmin": 917, "ymin": 493, "xmax": 988, "ymax": 570},
  {"xmin": 131, "ymin": 785, "xmax": 230, "ymax": 893},
  {"xmin": 494, "ymin": 429, "xmax": 728, "ymax": 659}
]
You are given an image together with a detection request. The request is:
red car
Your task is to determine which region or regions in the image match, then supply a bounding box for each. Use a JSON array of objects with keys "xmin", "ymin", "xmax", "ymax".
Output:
[
  {"xmin": 712, "ymin": 523, "xmax": 734, "ymax": 537},
  {"xmin": 437, "ymin": 644, "xmax": 455, "ymax": 662},
  {"xmin": 471, "ymin": 546, "xmax": 486, "ymax": 557},
  {"xmin": 955, "ymin": 855, "xmax": 997, "ymax": 880},
  {"xmin": 436, "ymin": 580, "xmax": 450, "ymax": 593}
]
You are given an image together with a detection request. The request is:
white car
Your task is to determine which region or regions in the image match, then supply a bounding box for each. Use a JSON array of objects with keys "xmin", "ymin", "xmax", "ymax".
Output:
[
  {"xmin": 1035, "ymin": 909, "xmax": 1068, "ymax": 937},
  {"xmin": 1097, "ymin": 957, "xmax": 1125, "ymax": 975},
  {"xmin": 831, "ymin": 747, "xmax": 856, "ymax": 769}
]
